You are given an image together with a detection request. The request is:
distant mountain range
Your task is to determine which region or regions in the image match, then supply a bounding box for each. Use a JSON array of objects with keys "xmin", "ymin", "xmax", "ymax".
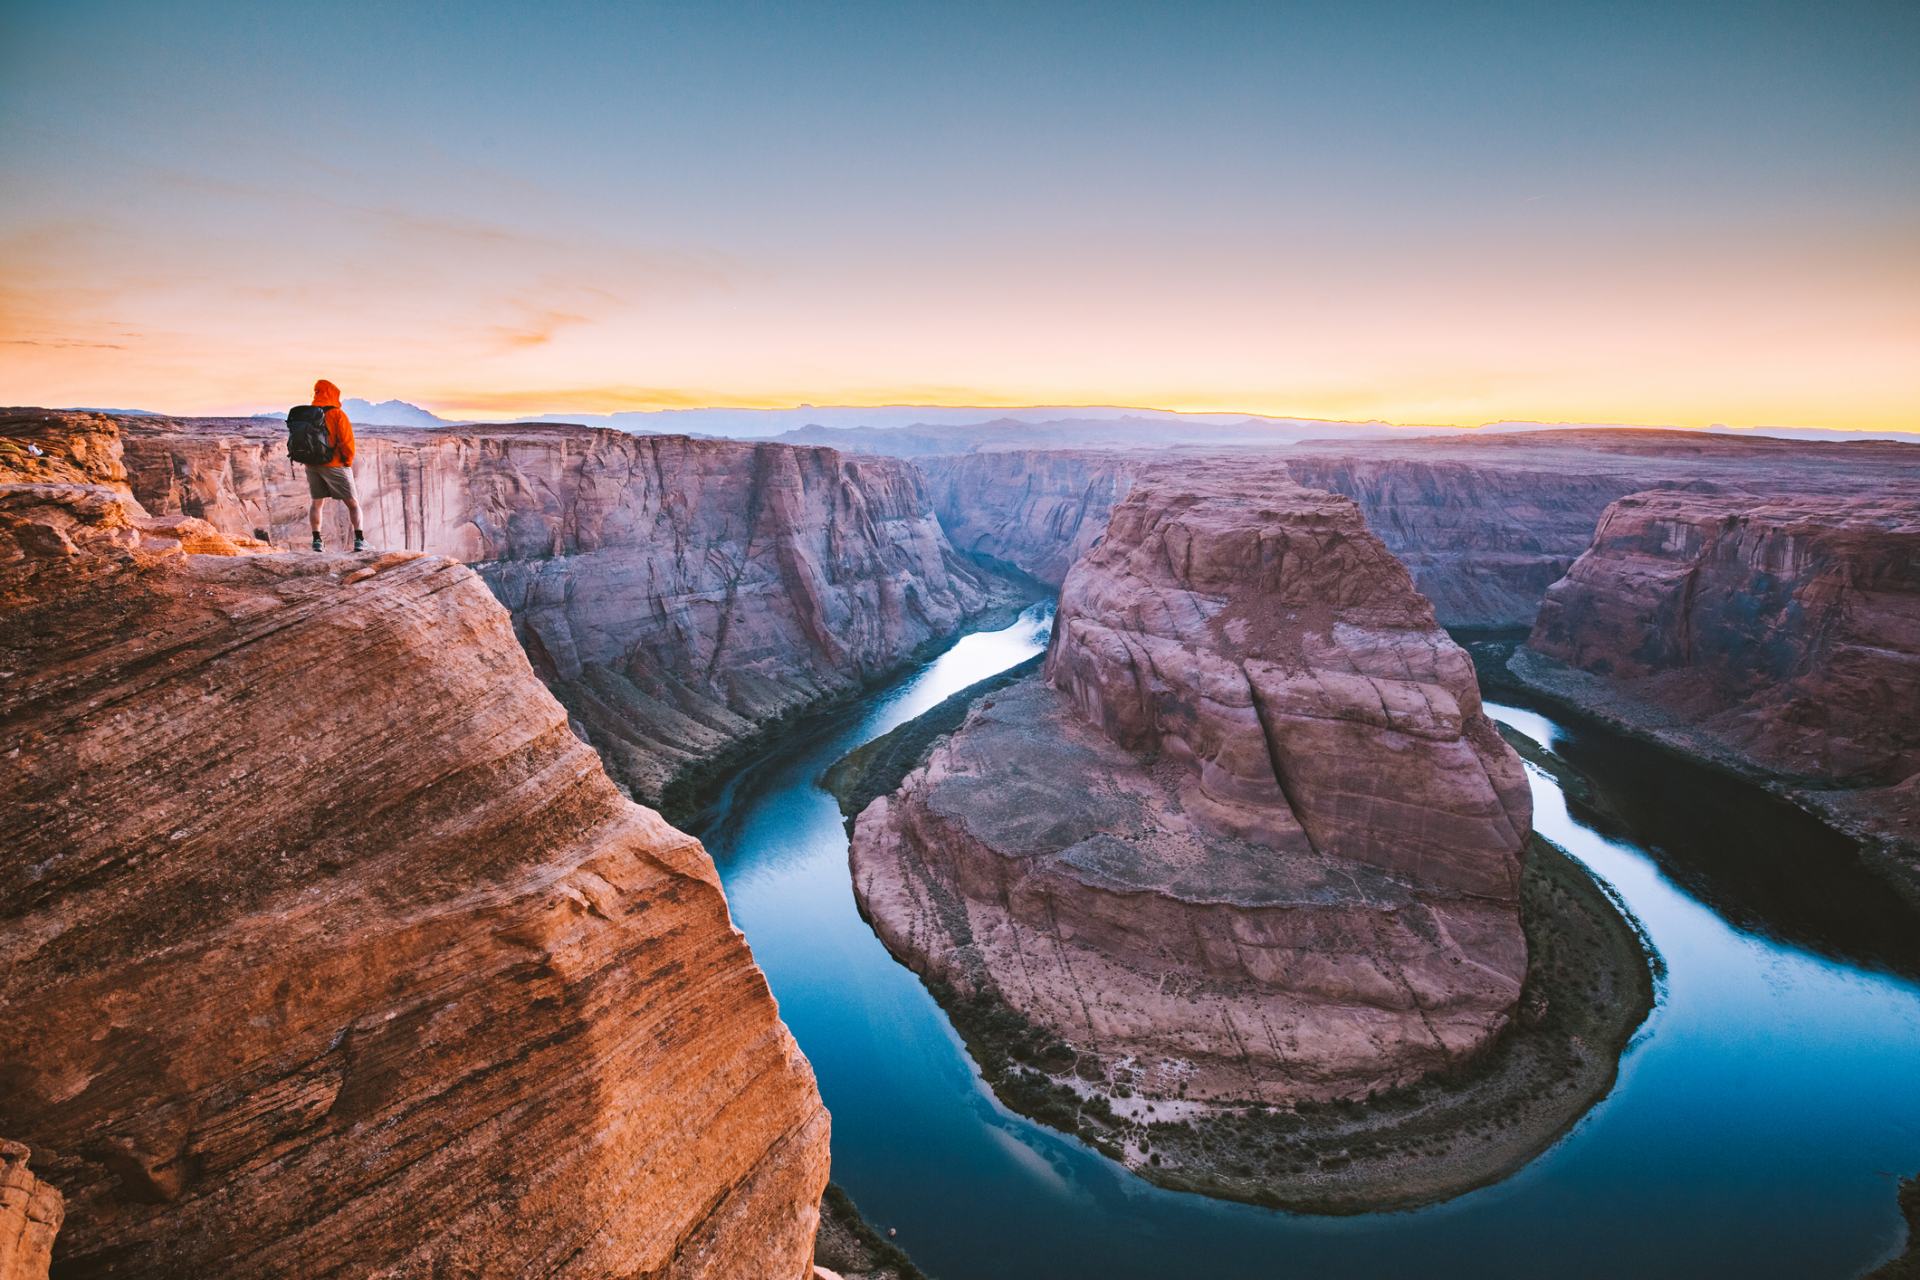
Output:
[
  {"xmin": 172, "ymin": 396, "xmax": 1920, "ymax": 452},
  {"xmin": 248, "ymin": 398, "xmax": 453, "ymax": 429},
  {"xmin": 767, "ymin": 415, "xmax": 1413, "ymax": 455}
]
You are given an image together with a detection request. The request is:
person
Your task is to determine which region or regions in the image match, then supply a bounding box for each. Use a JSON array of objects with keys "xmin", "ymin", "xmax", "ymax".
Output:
[{"xmin": 305, "ymin": 379, "xmax": 365, "ymax": 552}]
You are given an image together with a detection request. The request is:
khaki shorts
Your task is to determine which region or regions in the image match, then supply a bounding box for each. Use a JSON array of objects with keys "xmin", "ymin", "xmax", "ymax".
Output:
[{"xmin": 304, "ymin": 464, "xmax": 358, "ymax": 501}]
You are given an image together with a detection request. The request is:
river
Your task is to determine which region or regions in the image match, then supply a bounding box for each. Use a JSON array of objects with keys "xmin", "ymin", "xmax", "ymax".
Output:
[{"xmin": 692, "ymin": 603, "xmax": 1920, "ymax": 1279}]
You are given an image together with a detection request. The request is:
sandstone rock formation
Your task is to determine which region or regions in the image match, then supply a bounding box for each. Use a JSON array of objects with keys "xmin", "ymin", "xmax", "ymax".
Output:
[
  {"xmin": 0, "ymin": 1144, "xmax": 61, "ymax": 1280},
  {"xmin": 1519, "ymin": 489, "xmax": 1920, "ymax": 883},
  {"xmin": 922, "ymin": 431, "xmax": 1920, "ymax": 629},
  {"xmin": 117, "ymin": 414, "xmax": 1012, "ymax": 810},
  {"xmin": 0, "ymin": 412, "xmax": 829, "ymax": 1277},
  {"xmin": 852, "ymin": 466, "xmax": 1532, "ymax": 1102}
]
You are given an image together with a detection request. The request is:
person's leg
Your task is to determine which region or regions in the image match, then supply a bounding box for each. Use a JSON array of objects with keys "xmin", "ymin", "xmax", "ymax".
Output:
[
  {"xmin": 304, "ymin": 465, "xmax": 328, "ymax": 550},
  {"xmin": 344, "ymin": 494, "xmax": 362, "ymax": 534}
]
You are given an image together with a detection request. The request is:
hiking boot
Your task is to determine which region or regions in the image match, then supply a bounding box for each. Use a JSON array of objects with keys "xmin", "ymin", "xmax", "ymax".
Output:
[
  {"xmin": 311, "ymin": 533, "xmax": 324, "ymax": 553},
  {"xmin": 353, "ymin": 530, "xmax": 367, "ymax": 553}
]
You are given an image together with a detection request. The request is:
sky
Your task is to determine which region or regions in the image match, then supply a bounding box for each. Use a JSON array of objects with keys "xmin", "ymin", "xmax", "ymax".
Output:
[{"xmin": 2, "ymin": 0, "xmax": 1916, "ymax": 430}]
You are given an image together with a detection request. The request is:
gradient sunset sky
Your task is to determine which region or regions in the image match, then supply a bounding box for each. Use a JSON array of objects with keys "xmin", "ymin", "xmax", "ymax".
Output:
[{"xmin": 3, "ymin": 0, "xmax": 1916, "ymax": 429}]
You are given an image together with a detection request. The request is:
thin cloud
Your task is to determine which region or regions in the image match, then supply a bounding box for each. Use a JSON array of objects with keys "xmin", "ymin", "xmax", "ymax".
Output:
[
  {"xmin": 432, "ymin": 385, "xmax": 728, "ymax": 414},
  {"xmin": 489, "ymin": 308, "xmax": 590, "ymax": 350},
  {"xmin": 3, "ymin": 338, "xmax": 128, "ymax": 349}
]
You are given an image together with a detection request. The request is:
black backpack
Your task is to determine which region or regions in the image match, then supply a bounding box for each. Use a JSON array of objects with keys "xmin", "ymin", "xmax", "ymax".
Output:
[{"xmin": 286, "ymin": 405, "xmax": 335, "ymax": 465}]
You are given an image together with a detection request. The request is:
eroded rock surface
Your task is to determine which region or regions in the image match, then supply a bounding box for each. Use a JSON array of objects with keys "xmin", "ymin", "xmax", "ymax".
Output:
[
  {"xmin": 115, "ymin": 413, "xmax": 1010, "ymax": 808},
  {"xmin": 0, "ymin": 412, "xmax": 829, "ymax": 1278},
  {"xmin": 852, "ymin": 466, "xmax": 1531, "ymax": 1103},
  {"xmin": 1519, "ymin": 489, "xmax": 1920, "ymax": 883},
  {"xmin": 0, "ymin": 1144, "xmax": 61, "ymax": 1280}
]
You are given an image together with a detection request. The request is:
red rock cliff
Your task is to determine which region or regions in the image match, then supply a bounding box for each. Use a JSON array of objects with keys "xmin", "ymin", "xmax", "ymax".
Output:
[
  {"xmin": 0, "ymin": 412, "xmax": 829, "ymax": 1278},
  {"xmin": 852, "ymin": 465, "xmax": 1531, "ymax": 1102},
  {"xmin": 1520, "ymin": 489, "xmax": 1920, "ymax": 870},
  {"xmin": 116, "ymin": 416, "xmax": 1006, "ymax": 809},
  {"xmin": 1047, "ymin": 468, "xmax": 1533, "ymax": 896}
]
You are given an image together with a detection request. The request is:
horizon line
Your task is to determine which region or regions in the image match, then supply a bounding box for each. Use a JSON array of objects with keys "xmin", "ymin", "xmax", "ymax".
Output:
[{"xmin": 57, "ymin": 397, "xmax": 1920, "ymax": 437}]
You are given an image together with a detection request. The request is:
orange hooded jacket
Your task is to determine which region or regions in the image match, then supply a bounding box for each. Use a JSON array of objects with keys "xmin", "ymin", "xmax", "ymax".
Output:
[{"xmin": 310, "ymin": 380, "xmax": 355, "ymax": 468}]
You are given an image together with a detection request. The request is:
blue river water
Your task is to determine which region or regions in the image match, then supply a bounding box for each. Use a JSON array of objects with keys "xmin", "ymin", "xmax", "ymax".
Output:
[{"xmin": 693, "ymin": 605, "xmax": 1920, "ymax": 1279}]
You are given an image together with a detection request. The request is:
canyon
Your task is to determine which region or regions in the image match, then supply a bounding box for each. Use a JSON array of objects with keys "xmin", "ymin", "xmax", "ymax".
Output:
[
  {"xmin": 923, "ymin": 429, "xmax": 1920, "ymax": 628},
  {"xmin": 917, "ymin": 450, "xmax": 1136, "ymax": 587},
  {"xmin": 118, "ymin": 415, "xmax": 1019, "ymax": 814},
  {"xmin": 0, "ymin": 412, "xmax": 829, "ymax": 1277},
  {"xmin": 1516, "ymin": 489, "xmax": 1920, "ymax": 900},
  {"xmin": 851, "ymin": 465, "xmax": 1535, "ymax": 1102},
  {"xmin": 6, "ymin": 401, "xmax": 1917, "ymax": 1268}
]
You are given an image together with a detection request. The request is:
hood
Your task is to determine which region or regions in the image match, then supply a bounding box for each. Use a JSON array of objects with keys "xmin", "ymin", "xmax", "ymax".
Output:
[{"xmin": 312, "ymin": 379, "xmax": 342, "ymax": 408}]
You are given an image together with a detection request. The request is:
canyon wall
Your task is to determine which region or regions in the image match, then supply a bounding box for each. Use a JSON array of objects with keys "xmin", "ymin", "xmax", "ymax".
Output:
[
  {"xmin": 921, "ymin": 432, "xmax": 1920, "ymax": 629},
  {"xmin": 0, "ymin": 412, "xmax": 829, "ymax": 1277},
  {"xmin": 918, "ymin": 445, "xmax": 1633, "ymax": 626},
  {"xmin": 917, "ymin": 450, "xmax": 1135, "ymax": 587},
  {"xmin": 852, "ymin": 465, "xmax": 1532, "ymax": 1103},
  {"xmin": 1518, "ymin": 489, "xmax": 1920, "ymax": 874},
  {"xmin": 1279, "ymin": 456, "xmax": 1641, "ymax": 628},
  {"xmin": 1288, "ymin": 431, "xmax": 1920, "ymax": 628},
  {"xmin": 118, "ymin": 416, "xmax": 1008, "ymax": 809}
]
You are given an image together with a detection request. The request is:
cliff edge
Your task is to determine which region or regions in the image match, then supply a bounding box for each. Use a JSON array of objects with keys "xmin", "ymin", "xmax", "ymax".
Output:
[
  {"xmin": 1517, "ymin": 489, "xmax": 1920, "ymax": 896},
  {"xmin": 0, "ymin": 412, "xmax": 829, "ymax": 1277},
  {"xmin": 116, "ymin": 414, "xmax": 1016, "ymax": 813}
]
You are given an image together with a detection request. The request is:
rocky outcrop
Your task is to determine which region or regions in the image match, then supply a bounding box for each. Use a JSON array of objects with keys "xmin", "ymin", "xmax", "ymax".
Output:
[
  {"xmin": 0, "ymin": 412, "xmax": 829, "ymax": 1278},
  {"xmin": 0, "ymin": 1144, "xmax": 61, "ymax": 1280},
  {"xmin": 852, "ymin": 465, "xmax": 1532, "ymax": 1104},
  {"xmin": 918, "ymin": 451, "xmax": 1135, "ymax": 587},
  {"xmin": 921, "ymin": 432, "xmax": 1920, "ymax": 629},
  {"xmin": 1518, "ymin": 489, "xmax": 1920, "ymax": 878},
  {"xmin": 114, "ymin": 415, "xmax": 1009, "ymax": 811}
]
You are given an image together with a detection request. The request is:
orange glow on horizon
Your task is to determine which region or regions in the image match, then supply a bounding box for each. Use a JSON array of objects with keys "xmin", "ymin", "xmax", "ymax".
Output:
[
  {"xmin": 4, "ymin": 196, "xmax": 1915, "ymax": 435},
  {"xmin": 6, "ymin": 2, "xmax": 1916, "ymax": 439}
]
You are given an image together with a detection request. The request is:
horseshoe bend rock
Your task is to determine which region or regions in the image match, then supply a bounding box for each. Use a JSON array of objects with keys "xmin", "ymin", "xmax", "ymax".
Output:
[
  {"xmin": 0, "ymin": 413, "xmax": 829, "ymax": 1278},
  {"xmin": 852, "ymin": 468, "xmax": 1532, "ymax": 1101}
]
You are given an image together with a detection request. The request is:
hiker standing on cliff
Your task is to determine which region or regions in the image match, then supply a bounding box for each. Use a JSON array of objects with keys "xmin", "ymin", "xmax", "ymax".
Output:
[{"xmin": 287, "ymin": 379, "xmax": 365, "ymax": 552}]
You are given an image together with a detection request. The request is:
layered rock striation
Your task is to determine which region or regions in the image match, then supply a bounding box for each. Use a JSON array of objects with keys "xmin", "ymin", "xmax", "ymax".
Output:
[
  {"xmin": 116, "ymin": 414, "xmax": 1010, "ymax": 809},
  {"xmin": 852, "ymin": 466, "xmax": 1532, "ymax": 1103},
  {"xmin": 0, "ymin": 412, "xmax": 829, "ymax": 1277},
  {"xmin": 1518, "ymin": 489, "xmax": 1920, "ymax": 881}
]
